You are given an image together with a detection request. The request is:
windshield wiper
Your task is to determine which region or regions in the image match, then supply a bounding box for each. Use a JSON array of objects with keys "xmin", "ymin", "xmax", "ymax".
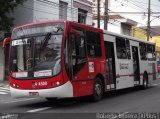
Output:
[
  {"xmin": 17, "ymin": 67, "xmax": 23, "ymax": 71},
  {"xmin": 55, "ymin": 27, "xmax": 64, "ymax": 33},
  {"xmin": 41, "ymin": 32, "xmax": 52, "ymax": 49}
]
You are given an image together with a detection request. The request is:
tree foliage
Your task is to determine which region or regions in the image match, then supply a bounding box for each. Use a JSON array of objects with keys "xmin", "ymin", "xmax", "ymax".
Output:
[{"xmin": 0, "ymin": 0, "xmax": 26, "ymax": 32}]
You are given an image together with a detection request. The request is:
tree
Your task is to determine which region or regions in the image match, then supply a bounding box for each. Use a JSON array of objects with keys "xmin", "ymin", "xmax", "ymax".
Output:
[{"xmin": 0, "ymin": 0, "xmax": 26, "ymax": 32}]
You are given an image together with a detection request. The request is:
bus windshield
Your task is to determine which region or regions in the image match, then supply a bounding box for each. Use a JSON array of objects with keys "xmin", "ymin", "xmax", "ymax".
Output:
[{"xmin": 10, "ymin": 22, "xmax": 65, "ymax": 79}]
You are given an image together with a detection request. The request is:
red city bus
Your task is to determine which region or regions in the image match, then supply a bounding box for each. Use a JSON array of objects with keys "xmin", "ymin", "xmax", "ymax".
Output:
[{"xmin": 4, "ymin": 20, "xmax": 157, "ymax": 101}]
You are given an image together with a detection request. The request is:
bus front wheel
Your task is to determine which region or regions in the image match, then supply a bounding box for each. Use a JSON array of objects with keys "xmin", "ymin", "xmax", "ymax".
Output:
[
  {"xmin": 46, "ymin": 98, "xmax": 58, "ymax": 102},
  {"xmin": 92, "ymin": 77, "xmax": 103, "ymax": 101}
]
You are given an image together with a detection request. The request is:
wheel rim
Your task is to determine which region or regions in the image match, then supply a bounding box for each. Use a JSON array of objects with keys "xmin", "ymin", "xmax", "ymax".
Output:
[
  {"xmin": 95, "ymin": 83, "xmax": 102, "ymax": 96},
  {"xmin": 143, "ymin": 75, "xmax": 148, "ymax": 87},
  {"xmin": 144, "ymin": 79, "xmax": 147, "ymax": 87}
]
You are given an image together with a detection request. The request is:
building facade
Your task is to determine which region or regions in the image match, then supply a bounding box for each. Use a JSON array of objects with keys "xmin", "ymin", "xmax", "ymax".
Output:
[
  {"xmin": 93, "ymin": 15, "xmax": 137, "ymax": 36},
  {"xmin": 132, "ymin": 26, "xmax": 160, "ymax": 52},
  {"xmin": 10, "ymin": 0, "xmax": 92, "ymax": 26},
  {"xmin": 0, "ymin": 0, "xmax": 92, "ymax": 81}
]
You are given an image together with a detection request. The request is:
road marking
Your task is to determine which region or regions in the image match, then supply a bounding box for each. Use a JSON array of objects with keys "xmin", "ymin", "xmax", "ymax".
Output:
[
  {"xmin": 151, "ymin": 83, "xmax": 160, "ymax": 86},
  {"xmin": 4, "ymin": 98, "xmax": 37, "ymax": 104},
  {"xmin": 0, "ymin": 87, "xmax": 10, "ymax": 91},
  {"xmin": 0, "ymin": 89, "xmax": 10, "ymax": 92},
  {"xmin": 0, "ymin": 92, "xmax": 8, "ymax": 95},
  {"xmin": 152, "ymin": 84, "xmax": 158, "ymax": 86},
  {"xmin": 110, "ymin": 112, "xmax": 129, "ymax": 119},
  {"xmin": 26, "ymin": 107, "xmax": 52, "ymax": 113},
  {"xmin": 0, "ymin": 87, "xmax": 10, "ymax": 95},
  {"xmin": 0, "ymin": 84, "xmax": 9, "ymax": 87}
]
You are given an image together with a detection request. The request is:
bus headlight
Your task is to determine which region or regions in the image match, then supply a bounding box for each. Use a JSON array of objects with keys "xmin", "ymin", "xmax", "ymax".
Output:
[
  {"xmin": 51, "ymin": 81, "xmax": 62, "ymax": 88},
  {"xmin": 56, "ymin": 81, "xmax": 60, "ymax": 86},
  {"xmin": 13, "ymin": 83, "xmax": 19, "ymax": 88}
]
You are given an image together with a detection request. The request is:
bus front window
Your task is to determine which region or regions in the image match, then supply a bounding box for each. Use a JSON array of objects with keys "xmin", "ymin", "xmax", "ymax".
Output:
[{"xmin": 10, "ymin": 23, "xmax": 64, "ymax": 79}]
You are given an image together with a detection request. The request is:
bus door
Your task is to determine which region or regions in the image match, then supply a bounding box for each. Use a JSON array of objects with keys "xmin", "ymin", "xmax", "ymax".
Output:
[
  {"xmin": 68, "ymin": 27, "xmax": 91, "ymax": 96},
  {"xmin": 104, "ymin": 41, "xmax": 116, "ymax": 90},
  {"xmin": 132, "ymin": 46, "xmax": 140, "ymax": 85}
]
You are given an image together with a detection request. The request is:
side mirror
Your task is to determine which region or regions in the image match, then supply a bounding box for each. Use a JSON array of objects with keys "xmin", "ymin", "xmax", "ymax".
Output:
[{"xmin": 3, "ymin": 37, "xmax": 11, "ymax": 48}]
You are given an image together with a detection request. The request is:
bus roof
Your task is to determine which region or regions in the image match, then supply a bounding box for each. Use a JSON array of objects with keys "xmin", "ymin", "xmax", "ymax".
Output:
[
  {"xmin": 13, "ymin": 20, "xmax": 103, "ymax": 33},
  {"xmin": 14, "ymin": 20, "xmax": 67, "ymax": 30},
  {"xmin": 13, "ymin": 20, "xmax": 155, "ymax": 45},
  {"xmin": 104, "ymin": 30, "xmax": 155, "ymax": 45}
]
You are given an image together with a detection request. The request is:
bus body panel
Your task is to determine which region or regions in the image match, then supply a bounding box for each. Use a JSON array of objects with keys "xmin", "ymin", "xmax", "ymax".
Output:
[
  {"xmin": 64, "ymin": 22, "xmax": 105, "ymax": 97},
  {"xmin": 103, "ymin": 31, "xmax": 156, "ymax": 90},
  {"xmin": 10, "ymin": 81, "xmax": 73, "ymax": 98},
  {"xmin": 71, "ymin": 61, "xmax": 93, "ymax": 97},
  {"xmin": 7, "ymin": 20, "xmax": 157, "ymax": 99},
  {"xmin": 9, "ymin": 73, "xmax": 63, "ymax": 90}
]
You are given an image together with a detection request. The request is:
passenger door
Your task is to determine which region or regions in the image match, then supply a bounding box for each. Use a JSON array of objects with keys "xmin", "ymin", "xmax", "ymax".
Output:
[
  {"xmin": 104, "ymin": 41, "xmax": 116, "ymax": 90},
  {"xmin": 132, "ymin": 46, "xmax": 140, "ymax": 84},
  {"xmin": 69, "ymin": 27, "xmax": 91, "ymax": 96}
]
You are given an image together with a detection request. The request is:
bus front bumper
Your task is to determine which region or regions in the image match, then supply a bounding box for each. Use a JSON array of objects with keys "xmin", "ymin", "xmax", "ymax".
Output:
[{"xmin": 10, "ymin": 81, "xmax": 73, "ymax": 98}]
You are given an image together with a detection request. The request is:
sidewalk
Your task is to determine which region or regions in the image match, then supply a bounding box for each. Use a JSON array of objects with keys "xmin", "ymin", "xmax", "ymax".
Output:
[{"xmin": 0, "ymin": 80, "xmax": 9, "ymax": 87}]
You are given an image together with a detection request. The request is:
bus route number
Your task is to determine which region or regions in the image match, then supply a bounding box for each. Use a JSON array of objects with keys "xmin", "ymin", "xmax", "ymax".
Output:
[{"xmin": 35, "ymin": 81, "xmax": 48, "ymax": 86}]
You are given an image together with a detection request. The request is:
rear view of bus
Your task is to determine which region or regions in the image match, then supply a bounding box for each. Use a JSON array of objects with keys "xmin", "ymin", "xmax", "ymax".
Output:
[{"xmin": 9, "ymin": 21, "xmax": 73, "ymax": 99}]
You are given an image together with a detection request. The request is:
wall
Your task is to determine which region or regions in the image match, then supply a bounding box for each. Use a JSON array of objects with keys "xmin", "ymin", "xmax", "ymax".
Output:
[
  {"xmin": 0, "ymin": 43, "xmax": 4, "ymax": 81},
  {"xmin": 132, "ymin": 27, "xmax": 147, "ymax": 40},
  {"xmin": 150, "ymin": 36, "xmax": 160, "ymax": 52},
  {"xmin": 132, "ymin": 27, "xmax": 160, "ymax": 52},
  {"xmin": 9, "ymin": 0, "xmax": 34, "ymax": 27},
  {"xmin": 93, "ymin": 19, "xmax": 121, "ymax": 34},
  {"xmin": 10, "ymin": 0, "xmax": 92, "ymax": 26},
  {"xmin": 1, "ymin": 0, "xmax": 92, "ymax": 81}
]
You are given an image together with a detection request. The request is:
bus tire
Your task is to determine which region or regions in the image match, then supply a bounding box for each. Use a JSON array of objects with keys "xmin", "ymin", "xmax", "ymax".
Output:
[
  {"xmin": 46, "ymin": 98, "xmax": 58, "ymax": 102},
  {"xmin": 92, "ymin": 77, "xmax": 103, "ymax": 102},
  {"xmin": 142, "ymin": 73, "xmax": 148, "ymax": 89}
]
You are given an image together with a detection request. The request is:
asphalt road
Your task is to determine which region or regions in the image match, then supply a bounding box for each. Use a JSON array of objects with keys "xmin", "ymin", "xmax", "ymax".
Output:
[{"xmin": 0, "ymin": 79, "xmax": 160, "ymax": 119}]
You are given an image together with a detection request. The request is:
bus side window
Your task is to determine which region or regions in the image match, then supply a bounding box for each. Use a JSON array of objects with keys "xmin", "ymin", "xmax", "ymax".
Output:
[
  {"xmin": 86, "ymin": 31, "xmax": 102, "ymax": 57},
  {"xmin": 139, "ymin": 43, "xmax": 147, "ymax": 60},
  {"xmin": 126, "ymin": 39, "xmax": 131, "ymax": 59},
  {"xmin": 147, "ymin": 44, "xmax": 153, "ymax": 60},
  {"xmin": 153, "ymin": 45, "xmax": 156, "ymax": 60},
  {"xmin": 147, "ymin": 44, "xmax": 156, "ymax": 60},
  {"xmin": 116, "ymin": 37, "xmax": 127, "ymax": 59}
]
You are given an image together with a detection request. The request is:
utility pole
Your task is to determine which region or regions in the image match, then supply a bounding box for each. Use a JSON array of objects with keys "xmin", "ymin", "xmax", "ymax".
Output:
[
  {"xmin": 71, "ymin": 0, "xmax": 73, "ymax": 20},
  {"xmin": 104, "ymin": 0, "xmax": 109, "ymax": 30},
  {"xmin": 147, "ymin": 0, "xmax": 151, "ymax": 41},
  {"xmin": 97, "ymin": 0, "xmax": 100, "ymax": 28}
]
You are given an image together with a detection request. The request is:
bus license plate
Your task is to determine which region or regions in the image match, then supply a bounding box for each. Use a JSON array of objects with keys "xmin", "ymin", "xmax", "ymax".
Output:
[{"xmin": 29, "ymin": 92, "xmax": 39, "ymax": 96}]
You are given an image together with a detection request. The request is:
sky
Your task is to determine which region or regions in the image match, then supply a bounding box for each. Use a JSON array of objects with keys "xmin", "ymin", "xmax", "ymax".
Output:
[{"xmin": 108, "ymin": 0, "xmax": 160, "ymax": 26}]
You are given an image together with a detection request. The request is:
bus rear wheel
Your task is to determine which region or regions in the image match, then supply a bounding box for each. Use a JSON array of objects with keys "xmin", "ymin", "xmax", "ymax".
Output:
[
  {"xmin": 92, "ymin": 77, "xmax": 103, "ymax": 102},
  {"xmin": 142, "ymin": 73, "xmax": 148, "ymax": 89}
]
